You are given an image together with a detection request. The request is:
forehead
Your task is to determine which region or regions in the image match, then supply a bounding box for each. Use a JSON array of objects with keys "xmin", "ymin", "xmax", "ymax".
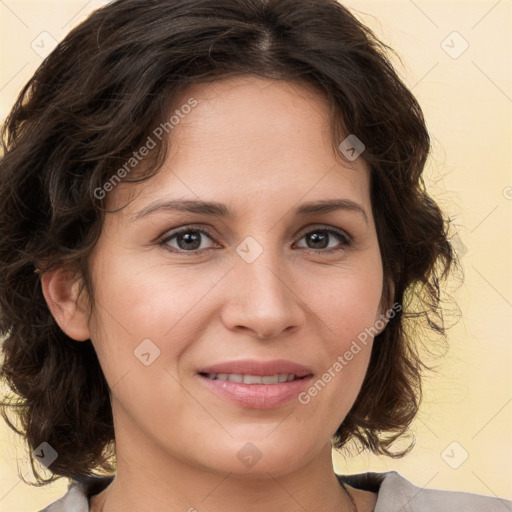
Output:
[{"xmin": 110, "ymin": 75, "xmax": 371, "ymax": 215}]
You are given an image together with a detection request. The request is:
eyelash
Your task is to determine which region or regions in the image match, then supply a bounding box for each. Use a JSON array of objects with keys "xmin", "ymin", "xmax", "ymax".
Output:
[{"xmin": 159, "ymin": 225, "xmax": 352, "ymax": 256}]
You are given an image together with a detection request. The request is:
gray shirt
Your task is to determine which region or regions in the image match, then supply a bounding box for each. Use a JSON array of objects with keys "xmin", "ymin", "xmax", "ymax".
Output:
[{"xmin": 38, "ymin": 471, "xmax": 512, "ymax": 512}]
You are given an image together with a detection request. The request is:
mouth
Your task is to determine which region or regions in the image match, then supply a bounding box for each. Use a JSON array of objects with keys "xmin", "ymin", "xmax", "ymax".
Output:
[
  {"xmin": 195, "ymin": 359, "xmax": 314, "ymax": 409},
  {"xmin": 197, "ymin": 358, "xmax": 313, "ymax": 379},
  {"xmin": 198, "ymin": 372, "xmax": 307, "ymax": 384}
]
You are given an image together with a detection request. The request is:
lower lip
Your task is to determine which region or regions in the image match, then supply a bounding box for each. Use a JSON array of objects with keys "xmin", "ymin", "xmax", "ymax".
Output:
[{"xmin": 197, "ymin": 374, "xmax": 314, "ymax": 409}]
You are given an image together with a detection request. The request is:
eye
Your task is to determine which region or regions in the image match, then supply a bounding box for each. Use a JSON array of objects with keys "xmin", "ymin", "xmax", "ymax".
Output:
[
  {"xmin": 159, "ymin": 225, "xmax": 352, "ymax": 255},
  {"xmin": 160, "ymin": 227, "xmax": 217, "ymax": 253},
  {"xmin": 294, "ymin": 227, "xmax": 352, "ymax": 254}
]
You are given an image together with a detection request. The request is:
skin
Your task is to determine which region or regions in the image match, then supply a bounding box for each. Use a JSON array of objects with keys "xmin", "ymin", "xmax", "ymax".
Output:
[{"xmin": 42, "ymin": 75, "xmax": 387, "ymax": 512}]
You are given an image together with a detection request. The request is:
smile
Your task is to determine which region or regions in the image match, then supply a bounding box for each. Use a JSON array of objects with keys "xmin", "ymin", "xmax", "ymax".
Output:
[{"xmin": 201, "ymin": 373, "xmax": 302, "ymax": 384}]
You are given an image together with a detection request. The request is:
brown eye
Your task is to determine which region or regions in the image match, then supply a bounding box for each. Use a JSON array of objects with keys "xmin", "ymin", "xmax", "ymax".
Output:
[
  {"xmin": 295, "ymin": 228, "xmax": 351, "ymax": 254},
  {"xmin": 159, "ymin": 225, "xmax": 352, "ymax": 256},
  {"xmin": 161, "ymin": 227, "xmax": 216, "ymax": 253}
]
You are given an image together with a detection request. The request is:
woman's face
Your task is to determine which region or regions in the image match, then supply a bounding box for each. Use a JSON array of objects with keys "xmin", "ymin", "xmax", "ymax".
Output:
[{"xmin": 77, "ymin": 76, "xmax": 386, "ymax": 477}]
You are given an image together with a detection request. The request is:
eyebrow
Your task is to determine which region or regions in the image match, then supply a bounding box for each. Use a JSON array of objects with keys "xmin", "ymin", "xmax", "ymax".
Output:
[{"xmin": 133, "ymin": 198, "xmax": 368, "ymax": 224}]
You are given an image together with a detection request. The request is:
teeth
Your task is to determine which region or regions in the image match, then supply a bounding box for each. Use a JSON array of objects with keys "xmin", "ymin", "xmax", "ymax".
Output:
[
  {"xmin": 204, "ymin": 373, "xmax": 298, "ymax": 384},
  {"xmin": 245, "ymin": 375, "xmax": 264, "ymax": 384}
]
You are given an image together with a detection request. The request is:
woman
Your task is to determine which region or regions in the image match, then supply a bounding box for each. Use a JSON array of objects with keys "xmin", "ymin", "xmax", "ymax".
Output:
[{"xmin": 0, "ymin": 0, "xmax": 510, "ymax": 511}]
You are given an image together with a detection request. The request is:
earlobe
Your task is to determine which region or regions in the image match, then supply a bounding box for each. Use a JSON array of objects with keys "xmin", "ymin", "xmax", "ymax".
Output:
[{"xmin": 40, "ymin": 267, "xmax": 91, "ymax": 341}]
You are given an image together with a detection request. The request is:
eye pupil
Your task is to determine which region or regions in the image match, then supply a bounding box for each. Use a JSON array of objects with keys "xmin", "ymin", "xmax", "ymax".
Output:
[
  {"xmin": 308, "ymin": 232, "xmax": 328, "ymax": 249},
  {"xmin": 178, "ymin": 231, "xmax": 201, "ymax": 250}
]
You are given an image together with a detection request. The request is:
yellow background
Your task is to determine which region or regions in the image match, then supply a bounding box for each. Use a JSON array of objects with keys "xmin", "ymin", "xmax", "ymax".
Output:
[{"xmin": 1, "ymin": 1, "xmax": 511, "ymax": 510}]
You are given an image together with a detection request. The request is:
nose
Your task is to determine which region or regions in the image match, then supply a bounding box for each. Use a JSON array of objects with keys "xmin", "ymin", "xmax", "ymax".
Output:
[{"xmin": 220, "ymin": 242, "xmax": 306, "ymax": 340}]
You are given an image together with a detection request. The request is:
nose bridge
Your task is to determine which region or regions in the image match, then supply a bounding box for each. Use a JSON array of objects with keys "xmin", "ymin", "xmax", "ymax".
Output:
[
  {"xmin": 235, "ymin": 231, "xmax": 289, "ymax": 301},
  {"xmin": 222, "ymin": 230, "xmax": 305, "ymax": 338}
]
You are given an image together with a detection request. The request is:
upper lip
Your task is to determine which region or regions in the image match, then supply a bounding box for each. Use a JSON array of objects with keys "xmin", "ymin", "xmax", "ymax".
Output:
[{"xmin": 198, "ymin": 359, "xmax": 314, "ymax": 378}]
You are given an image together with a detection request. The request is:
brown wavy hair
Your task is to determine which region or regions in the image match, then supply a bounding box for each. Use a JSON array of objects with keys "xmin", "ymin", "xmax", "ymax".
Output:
[{"xmin": 0, "ymin": 0, "xmax": 458, "ymax": 486}]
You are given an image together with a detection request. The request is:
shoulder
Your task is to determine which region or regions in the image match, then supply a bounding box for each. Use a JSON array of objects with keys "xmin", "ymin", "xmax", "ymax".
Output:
[
  {"xmin": 36, "ymin": 475, "xmax": 114, "ymax": 512},
  {"xmin": 338, "ymin": 470, "xmax": 512, "ymax": 512}
]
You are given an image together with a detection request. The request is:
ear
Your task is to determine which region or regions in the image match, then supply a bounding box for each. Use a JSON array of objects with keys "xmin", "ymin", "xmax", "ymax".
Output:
[{"xmin": 40, "ymin": 267, "xmax": 91, "ymax": 341}]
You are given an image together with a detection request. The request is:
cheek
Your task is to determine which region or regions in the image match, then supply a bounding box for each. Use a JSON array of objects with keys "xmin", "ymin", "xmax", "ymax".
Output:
[
  {"xmin": 87, "ymin": 255, "xmax": 226, "ymax": 377},
  {"xmin": 311, "ymin": 259, "xmax": 383, "ymax": 343},
  {"xmin": 298, "ymin": 262, "xmax": 382, "ymax": 411}
]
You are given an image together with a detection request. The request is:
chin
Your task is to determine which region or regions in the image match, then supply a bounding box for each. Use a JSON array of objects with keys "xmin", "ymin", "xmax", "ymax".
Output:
[{"xmin": 200, "ymin": 437, "xmax": 316, "ymax": 479}]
